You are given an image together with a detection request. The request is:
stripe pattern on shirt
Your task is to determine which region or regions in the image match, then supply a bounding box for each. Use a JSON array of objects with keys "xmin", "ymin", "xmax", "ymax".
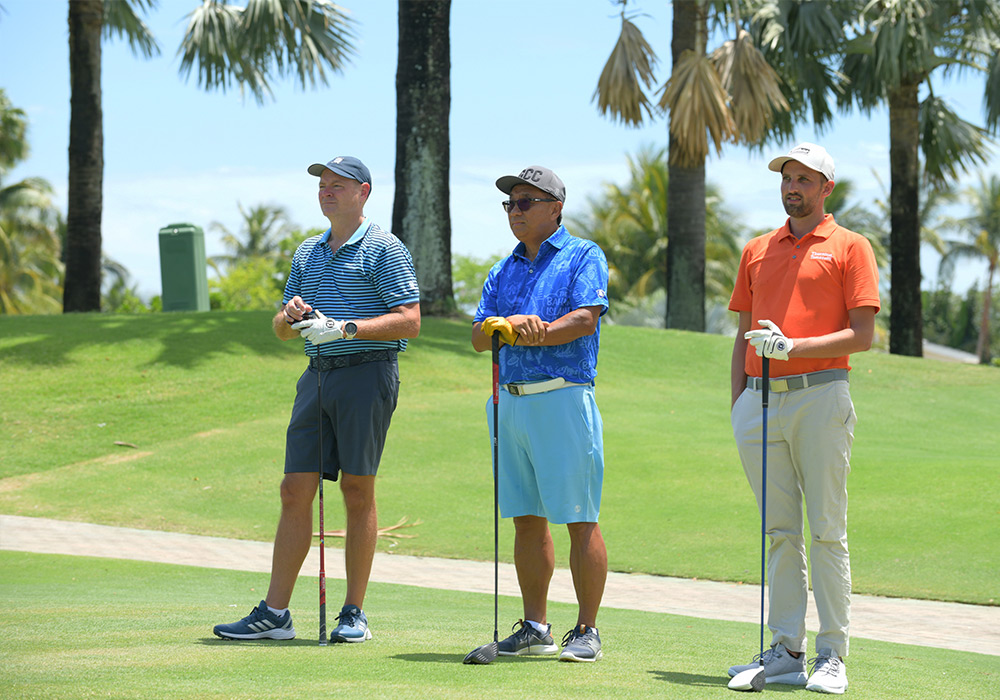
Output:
[{"xmin": 283, "ymin": 220, "xmax": 420, "ymax": 357}]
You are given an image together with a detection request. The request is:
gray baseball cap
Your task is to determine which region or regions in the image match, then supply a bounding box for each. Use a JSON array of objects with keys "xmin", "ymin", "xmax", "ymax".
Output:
[
  {"xmin": 496, "ymin": 165, "xmax": 566, "ymax": 202},
  {"xmin": 307, "ymin": 156, "xmax": 372, "ymax": 187},
  {"xmin": 768, "ymin": 142, "xmax": 835, "ymax": 181}
]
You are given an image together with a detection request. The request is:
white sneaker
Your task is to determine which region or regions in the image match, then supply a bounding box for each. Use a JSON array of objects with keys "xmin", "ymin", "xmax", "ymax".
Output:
[
  {"xmin": 727, "ymin": 642, "xmax": 808, "ymax": 685},
  {"xmin": 806, "ymin": 649, "xmax": 848, "ymax": 694}
]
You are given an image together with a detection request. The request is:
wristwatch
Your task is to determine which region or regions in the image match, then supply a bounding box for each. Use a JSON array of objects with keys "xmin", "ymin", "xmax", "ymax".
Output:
[{"xmin": 343, "ymin": 321, "xmax": 358, "ymax": 340}]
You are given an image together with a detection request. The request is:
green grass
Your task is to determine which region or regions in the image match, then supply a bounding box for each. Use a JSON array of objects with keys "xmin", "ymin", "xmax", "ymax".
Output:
[
  {"xmin": 2, "ymin": 551, "xmax": 998, "ymax": 700},
  {"xmin": 1, "ymin": 312, "xmax": 998, "ymax": 604}
]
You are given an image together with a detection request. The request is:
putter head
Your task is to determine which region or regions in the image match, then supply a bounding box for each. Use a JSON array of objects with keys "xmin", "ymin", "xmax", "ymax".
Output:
[
  {"xmin": 728, "ymin": 666, "xmax": 766, "ymax": 692},
  {"xmin": 462, "ymin": 640, "xmax": 498, "ymax": 665}
]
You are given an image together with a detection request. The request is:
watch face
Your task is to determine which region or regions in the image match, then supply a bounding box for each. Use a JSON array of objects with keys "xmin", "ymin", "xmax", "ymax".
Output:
[{"xmin": 345, "ymin": 321, "xmax": 358, "ymax": 337}]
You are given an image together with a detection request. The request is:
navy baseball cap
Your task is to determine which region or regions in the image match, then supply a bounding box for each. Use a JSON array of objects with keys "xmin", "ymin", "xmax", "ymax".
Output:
[
  {"xmin": 496, "ymin": 165, "xmax": 566, "ymax": 202},
  {"xmin": 307, "ymin": 156, "xmax": 372, "ymax": 187}
]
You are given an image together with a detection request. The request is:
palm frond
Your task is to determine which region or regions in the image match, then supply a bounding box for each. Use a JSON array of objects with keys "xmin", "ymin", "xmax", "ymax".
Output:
[
  {"xmin": 710, "ymin": 29, "xmax": 789, "ymax": 144},
  {"xmin": 593, "ymin": 15, "xmax": 659, "ymax": 127},
  {"xmin": 920, "ymin": 94, "xmax": 993, "ymax": 187},
  {"xmin": 104, "ymin": 0, "xmax": 161, "ymax": 59},
  {"xmin": 178, "ymin": 0, "xmax": 357, "ymax": 104},
  {"xmin": 659, "ymin": 49, "xmax": 736, "ymax": 166}
]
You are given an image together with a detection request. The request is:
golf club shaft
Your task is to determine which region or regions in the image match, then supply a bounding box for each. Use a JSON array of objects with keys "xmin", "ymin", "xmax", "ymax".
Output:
[
  {"xmin": 760, "ymin": 356, "xmax": 769, "ymax": 661},
  {"xmin": 318, "ymin": 367, "xmax": 327, "ymax": 646},
  {"xmin": 491, "ymin": 330, "xmax": 500, "ymax": 643}
]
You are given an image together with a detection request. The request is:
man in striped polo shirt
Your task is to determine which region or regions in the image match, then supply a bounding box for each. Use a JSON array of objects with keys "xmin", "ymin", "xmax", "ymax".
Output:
[{"xmin": 214, "ymin": 156, "xmax": 420, "ymax": 644}]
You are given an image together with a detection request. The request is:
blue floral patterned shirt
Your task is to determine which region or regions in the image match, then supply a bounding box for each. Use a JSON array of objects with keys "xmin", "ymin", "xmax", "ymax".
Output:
[{"xmin": 474, "ymin": 226, "xmax": 609, "ymax": 384}]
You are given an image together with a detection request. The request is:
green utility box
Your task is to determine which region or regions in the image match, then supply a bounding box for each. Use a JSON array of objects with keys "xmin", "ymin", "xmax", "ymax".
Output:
[{"xmin": 158, "ymin": 222, "xmax": 210, "ymax": 312}]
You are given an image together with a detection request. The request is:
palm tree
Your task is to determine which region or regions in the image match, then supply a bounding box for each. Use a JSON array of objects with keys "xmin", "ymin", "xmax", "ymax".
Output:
[
  {"xmin": 570, "ymin": 146, "xmax": 745, "ymax": 319},
  {"xmin": 752, "ymin": 0, "xmax": 1000, "ymax": 357},
  {"xmin": 594, "ymin": 0, "xmax": 790, "ymax": 331},
  {"xmin": 0, "ymin": 89, "xmax": 64, "ymax": 314},
  {"xmin": 840, "ymin": 0, "xmax": 1000, "ymax": 357},
  {"xmin": 63, "ymin": 0, "xmax": 357, "ymax": 313},
  {"xmin": 391, "ymin": 0, "xmax": 453, "ymax": 315},
  {"xmin": 940, "ymin": 174, "xmax": 1000, "ymax": 363},
  {"xmin": 208, "ymin": 202, "xmax": 294, "ymax": 272}
]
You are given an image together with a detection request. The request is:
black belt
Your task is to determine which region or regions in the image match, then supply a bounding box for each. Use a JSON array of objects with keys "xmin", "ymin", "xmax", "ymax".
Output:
[{"xmin": 309, "ymin": 350, "xmax": 397, "ymax": 372}]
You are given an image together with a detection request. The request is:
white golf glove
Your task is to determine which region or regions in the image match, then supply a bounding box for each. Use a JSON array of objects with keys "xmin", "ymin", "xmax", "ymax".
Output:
[
  {"xmin": 292, "ymin": 309, "xmax": 344, "ymax": 345},
  {"xmin": 745, "ymin": 319, "xmax": 794, "ymax": 361}
]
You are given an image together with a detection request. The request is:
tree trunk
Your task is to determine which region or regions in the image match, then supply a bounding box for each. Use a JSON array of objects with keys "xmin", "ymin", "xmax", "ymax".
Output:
[
  {"xmin": 888, "ymin": 82, "xmax": 922, "ymax": 356},
  {"xmin": 665, "ymin": 0, "xmax": 706, "ymax": 331},
  {"xmin": 64, "ymin": 0, "xmax": 104, "ymax": 313},
  {"xmin": 976, "ymin": 261, "xmax": 994, "ymax": 363},
  {"xmin": 392, "ymin": 0, "xmax": 454, "ymax": 316}
]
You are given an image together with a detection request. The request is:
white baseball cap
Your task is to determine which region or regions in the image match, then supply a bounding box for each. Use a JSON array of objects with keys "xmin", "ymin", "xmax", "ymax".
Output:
[{"xmin": 768, "ymin": 142, "xmax": 835, "ymax": 181}]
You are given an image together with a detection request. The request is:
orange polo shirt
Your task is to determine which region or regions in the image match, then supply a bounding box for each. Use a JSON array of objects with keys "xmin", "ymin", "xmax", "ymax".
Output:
[{"xmin": 729, "ymin": 214, "xmax": 880, "ymax": 378}]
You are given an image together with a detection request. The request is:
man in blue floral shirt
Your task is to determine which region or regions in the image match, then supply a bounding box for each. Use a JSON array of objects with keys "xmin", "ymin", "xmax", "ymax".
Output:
[{"xmin": 472, "ymin": 165, "xmax": 610, "ymax": 663}]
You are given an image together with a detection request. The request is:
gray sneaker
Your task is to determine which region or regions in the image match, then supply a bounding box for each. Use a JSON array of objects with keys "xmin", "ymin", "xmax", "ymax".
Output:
[
  {"xmin": 806, "ymin": 649, "xmax": 848, "ymax": 694},
  {"xmin": 727, "ymin": 643, "xmax": 807, "ymax": 685},
  {"xmin": 559, "ymin": 624, "xmax": 603, "ymax": 662},
  {"xmin": 497, "ymin": 619, "xmax": 558, "ymax": 656}
]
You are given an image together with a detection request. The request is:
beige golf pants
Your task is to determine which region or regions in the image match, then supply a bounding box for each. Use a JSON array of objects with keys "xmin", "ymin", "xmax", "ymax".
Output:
[{"xmin": 731, "ymin": 379, "xmax": 856, "ymax": 658}]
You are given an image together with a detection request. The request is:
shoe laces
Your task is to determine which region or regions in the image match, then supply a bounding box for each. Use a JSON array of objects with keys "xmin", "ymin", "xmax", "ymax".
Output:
[
  {"xmin": 753, "ymin": 646, "xmax": 778, "ymax": 665},
  {"xmin": 336, "ymin": 607, "xmax": 362, "ymax": 626},
  {"xmin": 808, "ymin": 653, "xmax": 842, "ymax": 676},
  {"xmin": 561, "ymin": 624, "xmax": 588, "ymax": 647}
]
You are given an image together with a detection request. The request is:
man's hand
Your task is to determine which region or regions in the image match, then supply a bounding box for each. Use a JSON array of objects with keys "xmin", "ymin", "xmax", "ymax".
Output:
[
  {"xmin": 745, "ymin": 319, "xmax": 794, "ymax": 361},
  {"xmin": 481, "ymin": 316, "xmax": 519, "ymax": 346},
  {"xmin": 292, "ymin": 309, "xmax": 345, "ymax": 345}
]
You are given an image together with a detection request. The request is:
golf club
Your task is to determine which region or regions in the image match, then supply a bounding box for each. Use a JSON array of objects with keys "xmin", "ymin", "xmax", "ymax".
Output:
[
  {"xmin": 729, "ymin": 356, "xmax": 769, "ymax": 692},
  {"xmin": 463, "ymin": 330, "xmax": 501, "ymax": 665},
  {"xmin": 305, "ymin": 311, "xmax": 328, "ymax": 647}
]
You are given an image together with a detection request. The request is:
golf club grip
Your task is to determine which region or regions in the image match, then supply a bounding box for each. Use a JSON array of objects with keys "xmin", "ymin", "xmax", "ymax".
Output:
[
  {"xmin": 761, "ymin": 356, "xmax": 769, "ymax": 408},
  {"xmin": 491, "ymin": 332, "xmax": 499, "ymax": 404}
]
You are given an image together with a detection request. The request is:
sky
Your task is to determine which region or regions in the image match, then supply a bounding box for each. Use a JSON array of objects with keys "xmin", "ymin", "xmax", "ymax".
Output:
[{"xmin": 1, "ymin": 0, "xmax": 995, "ymax": 299}]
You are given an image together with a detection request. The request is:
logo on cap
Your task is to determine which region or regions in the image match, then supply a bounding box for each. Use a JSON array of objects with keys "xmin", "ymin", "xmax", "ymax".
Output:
[{"xmin": 519, "ymin": 168, "xmax": 543, "ymax": 183}]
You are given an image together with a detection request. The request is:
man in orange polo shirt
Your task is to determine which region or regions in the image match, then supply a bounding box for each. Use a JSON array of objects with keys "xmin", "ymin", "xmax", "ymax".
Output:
[{"xmin": 727, "ymin": 143, "xmax": 880, "ymax": 695}]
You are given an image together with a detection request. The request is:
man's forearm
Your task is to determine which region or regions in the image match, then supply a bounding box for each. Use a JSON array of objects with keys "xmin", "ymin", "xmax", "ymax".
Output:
[{"xmin": 353, "ymin": 302, "xmax": 421, "ymax": 341}]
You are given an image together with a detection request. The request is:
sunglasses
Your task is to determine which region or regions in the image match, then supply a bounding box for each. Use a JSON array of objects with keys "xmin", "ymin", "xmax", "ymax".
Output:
[{"xmin": 501, "ymin": 197, "xmax": 558, "ymax": 213}]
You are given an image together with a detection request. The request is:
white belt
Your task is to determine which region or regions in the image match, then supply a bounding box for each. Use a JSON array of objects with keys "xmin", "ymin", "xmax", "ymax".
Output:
[{"xmin": 503, "ymin": 378, "xmax": 590, "ymax": 396}]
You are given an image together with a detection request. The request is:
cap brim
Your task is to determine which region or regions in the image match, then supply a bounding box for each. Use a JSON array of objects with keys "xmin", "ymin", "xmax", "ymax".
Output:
[
  {"xmin": 496, "ymin": 175, "xmax": 529, "ymax": 195},
  {"xmin": 307, "ymin": 163, "xmax": 328, "ymax": 177},
  {"xmin": 767, "ymin": 156, "xmax": 792, "ymax": 173}
]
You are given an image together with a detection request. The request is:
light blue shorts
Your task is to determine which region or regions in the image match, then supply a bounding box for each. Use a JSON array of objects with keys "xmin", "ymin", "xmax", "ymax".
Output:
[{"xmin": 485, "ymin": 384, "xmax": 604, "ymax": 524}]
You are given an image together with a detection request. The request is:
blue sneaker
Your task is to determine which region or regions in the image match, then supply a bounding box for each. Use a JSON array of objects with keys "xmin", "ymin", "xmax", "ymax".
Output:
[
  {"xmin": 213, "ymin": 600, "xmax": 295, "ymax": 640},
  {"xmin": 330, "ymin": 605, "xmax": 371, "ymax": 643}
]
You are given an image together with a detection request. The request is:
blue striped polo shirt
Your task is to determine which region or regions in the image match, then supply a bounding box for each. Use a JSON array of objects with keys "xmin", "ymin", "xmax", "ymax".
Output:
[{"xmin": 283, "ymin": 218, "xmax": 420, "ymax": 357}]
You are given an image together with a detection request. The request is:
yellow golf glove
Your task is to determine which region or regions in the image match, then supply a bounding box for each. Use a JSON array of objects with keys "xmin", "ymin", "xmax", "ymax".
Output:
[{"xmin": 481, "ymin": 316, "xmax": 519, "ymax": 346}]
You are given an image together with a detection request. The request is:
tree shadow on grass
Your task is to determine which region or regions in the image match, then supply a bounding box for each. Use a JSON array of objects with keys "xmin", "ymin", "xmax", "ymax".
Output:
[
  {"xmin": 0, "ymin": 311, "xmax": 297, "ymax": 370},
  {"xmin": 0, "ymin": 313, "xmax": 479, "ymax": 371}
]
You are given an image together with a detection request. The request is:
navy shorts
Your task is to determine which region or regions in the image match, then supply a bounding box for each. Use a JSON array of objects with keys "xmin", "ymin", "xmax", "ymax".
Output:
[{"xmin": 285, "ymin": 358, "xmax": 399, "ymax": 481}]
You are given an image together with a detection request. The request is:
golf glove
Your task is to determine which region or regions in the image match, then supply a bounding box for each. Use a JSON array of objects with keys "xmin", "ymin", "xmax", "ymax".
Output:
[
  {"xmin": 292, "ymin": 309, "xmax": 344, "ymax": 345},
  {"xmin": 745, "ymin": 319, "xmax": 794, "ymax": 361},
  {"xmin": 481, "ymin": 316, "xmax": 518, "ymax": 346}
]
